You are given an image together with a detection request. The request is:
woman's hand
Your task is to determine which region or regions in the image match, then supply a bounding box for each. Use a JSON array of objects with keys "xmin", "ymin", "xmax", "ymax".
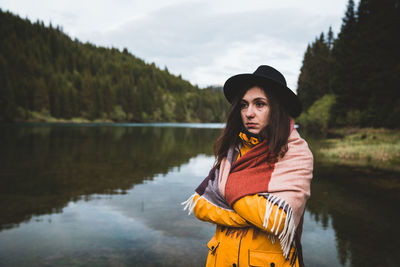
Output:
[
  {"xmin": 233, "ymin": 194, "xmax": 287, "ymax": 235},
  {"xmin": 192, "ymin": 194, "xmax": 251, "ymax": 228}
]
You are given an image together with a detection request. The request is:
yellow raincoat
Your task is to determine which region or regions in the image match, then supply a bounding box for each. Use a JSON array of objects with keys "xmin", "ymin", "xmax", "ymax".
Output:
[{"xmin": 193, "ymin": 138, "xmax": 300, "ymax": 267}]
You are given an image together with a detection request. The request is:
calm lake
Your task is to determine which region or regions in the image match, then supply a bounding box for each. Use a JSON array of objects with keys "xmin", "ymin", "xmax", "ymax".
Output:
[{"xmin": 0, "ymin": 123, "xmax": 398, "ymax": 267}]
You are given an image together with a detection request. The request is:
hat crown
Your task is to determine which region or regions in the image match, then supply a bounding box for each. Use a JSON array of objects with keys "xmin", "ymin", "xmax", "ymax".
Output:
[{"xmin": 253, "ymin": 65, "xmax": 287, "ymax": 87}]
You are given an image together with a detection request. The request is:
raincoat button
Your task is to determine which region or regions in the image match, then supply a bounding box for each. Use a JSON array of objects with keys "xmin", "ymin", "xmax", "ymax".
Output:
[
  {"xmin": 211, "ymin": 246, "xmax": 214, "ymax": 249},
  {"xmin": 232, "ymin": 264, "xmax": 236, "ymax": 267},
  {"xmin": 270, "ymin": 263, "xmax": 275, "ymax": 267}
]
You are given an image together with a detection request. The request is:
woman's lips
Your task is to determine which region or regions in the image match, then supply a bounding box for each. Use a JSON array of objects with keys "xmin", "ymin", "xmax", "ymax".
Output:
[{"xmin": 247, "ymin": 123, "xmax": 257, "ymax": 128}]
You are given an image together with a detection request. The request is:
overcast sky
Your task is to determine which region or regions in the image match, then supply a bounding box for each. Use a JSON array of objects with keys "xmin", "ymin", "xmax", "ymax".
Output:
[{"xmin": 0, "ymin": 0, "xmax": 356, "ymax": 90}]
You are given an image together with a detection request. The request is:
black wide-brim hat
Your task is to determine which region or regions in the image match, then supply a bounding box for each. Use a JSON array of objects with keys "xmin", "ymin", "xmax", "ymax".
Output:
[{"xmin": 223, "ymin": 65, "xmax": 302, "ymax": 118}]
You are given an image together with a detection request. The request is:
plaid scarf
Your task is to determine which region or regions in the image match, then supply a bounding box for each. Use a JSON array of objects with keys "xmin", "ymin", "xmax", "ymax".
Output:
[{"xmin": 182, "ymin": 127, "xmax": 313, "ymax": 264}]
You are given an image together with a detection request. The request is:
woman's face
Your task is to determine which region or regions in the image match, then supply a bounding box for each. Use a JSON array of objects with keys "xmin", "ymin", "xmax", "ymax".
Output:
[{"xmin": 240, "ymin": 86, "xmax": 270, "ymax": 135}]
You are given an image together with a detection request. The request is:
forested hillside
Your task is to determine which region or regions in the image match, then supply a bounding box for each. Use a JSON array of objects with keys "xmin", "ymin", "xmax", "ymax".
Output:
[
  {"xmin": 297, "ymin": 0, "xmax": 400, "ymax": 130},
  {"xmin": 0, "ymin": 9, "xmax": 228, "ymax": 122}
]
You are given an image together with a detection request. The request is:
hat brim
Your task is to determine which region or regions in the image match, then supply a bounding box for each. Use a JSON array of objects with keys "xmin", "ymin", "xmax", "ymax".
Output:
[{"xmin": 223, "ymin": 73, "xmax": 302, "ymax": 118}]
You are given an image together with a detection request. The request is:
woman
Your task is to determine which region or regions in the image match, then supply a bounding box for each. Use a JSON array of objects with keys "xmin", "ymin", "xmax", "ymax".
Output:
[{"xmin": 183, "ymin": 65, "xmax": 313, "ymax": 267}]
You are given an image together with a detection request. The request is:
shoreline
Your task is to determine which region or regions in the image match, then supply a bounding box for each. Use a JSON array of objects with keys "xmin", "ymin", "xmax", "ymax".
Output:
[
  {"xmin": 308, "ymin": 127, "xmax": 400, "ymax": 172},
  {"xmin": 2, "ymin": 121, "xmax": 399, "ymax": 172}
]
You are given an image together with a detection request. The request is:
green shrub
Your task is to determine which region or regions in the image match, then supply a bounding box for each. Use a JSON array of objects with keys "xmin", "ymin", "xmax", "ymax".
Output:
[
  {"xmin": 297, "ymin": 94, "xmax": 336, "ymax": 135},
  {"xmin": 111, "ymin": 105, "xmax": 127, "ymax": 122}
]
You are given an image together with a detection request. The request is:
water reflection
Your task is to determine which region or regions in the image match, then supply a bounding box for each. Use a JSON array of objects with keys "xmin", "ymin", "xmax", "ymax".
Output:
[
  {"xmin": 0, "ymin": 155, "xmax": 216, "ymax": 266},
  {"xmin": 306, "ymin": 162, "xmax": 400, "ymax": 267},
  {"xmin": 0, "ymin": 124, "xmax": 220, "ymax": 231},
  {"xmin": 0, "ymin": 124, "xmax": 398, "ymax": 266}
]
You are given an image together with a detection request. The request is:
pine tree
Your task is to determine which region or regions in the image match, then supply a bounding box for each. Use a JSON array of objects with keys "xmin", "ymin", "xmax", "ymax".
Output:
[
  {"xmin": 297, "ymin": 33, "xmax": 333, "ymax": 111},
  {"xmin": 331, "ymin": 0, "xmax": 360, "ymax": 125},
  {"xmin": 327, "ymin": 26, "xmax": 334, "ymax": 50},
  {"xmin": 354, "ymin": 0, "xmax": 400, "ymax": 126}
]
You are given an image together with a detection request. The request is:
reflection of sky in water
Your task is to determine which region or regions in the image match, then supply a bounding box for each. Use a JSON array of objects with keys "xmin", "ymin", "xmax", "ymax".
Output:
[
  {"xmin": 303, "ymin": 213, "xmax": 349, "ymax": 267},
  {"xmin": 0, "ymin": 155, "xmax": 216, "ymax": 266},
  {"xmin": 0, "ymin": 154, "xmax": 343, "ymax": 267}
]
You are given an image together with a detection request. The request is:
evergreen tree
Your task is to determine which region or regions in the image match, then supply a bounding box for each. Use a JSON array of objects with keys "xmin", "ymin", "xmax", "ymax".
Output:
[
  {"xmin": 297, "ymin": 33, "xmax": 333, "ymax": 111},
  {"xmin": 297, "ymin": 0, "xmax": 400, "ymax": 128},
  {"xmin": 331, "ymin": 0, "xmax": 360, "ymax": 125},
  {"xmin": 327, "ymin": 26, "xmax": 334, "ymax": 50},
  {"xmin": 354, "ymin": 0, "xmax": 400, "ymax": 127}
]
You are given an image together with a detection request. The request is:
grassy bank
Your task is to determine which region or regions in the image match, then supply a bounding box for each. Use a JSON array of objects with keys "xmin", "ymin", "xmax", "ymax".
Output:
[
  {"xmin": 10, "ymin": 109, "xmax": 205, "ymax": 124},
  {"xmin": 310, "ymin": 128, "xmax": 400, "ymax": 172},
  {"xmin": 21, "ymin": 110, "xmax": 113, "ymax": 123}
]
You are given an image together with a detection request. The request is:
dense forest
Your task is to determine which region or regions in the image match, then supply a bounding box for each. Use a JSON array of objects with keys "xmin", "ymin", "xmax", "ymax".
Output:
[
  {"xmin": 2, "ymin": 0, "xmax": 399, "ymax": 126},
  {"xmin": 0, "ymin": 9, "xmax": 228, "ymax": 123},
  {"xmin": 297, "ymin": 0, "xmax": 400, "ymax": 131}
]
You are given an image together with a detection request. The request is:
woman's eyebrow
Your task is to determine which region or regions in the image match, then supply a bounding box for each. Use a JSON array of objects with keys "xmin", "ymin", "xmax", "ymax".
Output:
[{"xmin": 252, "ymin": 97, "xmax": 268, "ymax": 102}]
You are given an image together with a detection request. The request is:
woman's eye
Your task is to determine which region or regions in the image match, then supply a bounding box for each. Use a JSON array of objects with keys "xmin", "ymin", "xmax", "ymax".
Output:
[
  {"xmin": 256, "ymin": 102, "xmax": 266, "ymax": 107},
  {"xmin": 240, "ymin": 103, "xmax": 248, "ymax": 109}
]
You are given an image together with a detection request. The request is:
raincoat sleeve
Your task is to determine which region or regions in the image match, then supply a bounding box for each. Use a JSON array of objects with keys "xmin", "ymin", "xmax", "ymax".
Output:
[
  {"xmin": 192, "ymin": 193, "xmax": 251, "ymax": 227},
  {"xmin": 233, "ymin": 194, "xmax": 287, "ymax": 234}
]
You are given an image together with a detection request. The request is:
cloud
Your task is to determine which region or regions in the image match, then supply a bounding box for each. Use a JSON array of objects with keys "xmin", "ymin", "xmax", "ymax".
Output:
[{"xmin": 96, "ymin": 3, "xmax": 340, "ymax": 88}]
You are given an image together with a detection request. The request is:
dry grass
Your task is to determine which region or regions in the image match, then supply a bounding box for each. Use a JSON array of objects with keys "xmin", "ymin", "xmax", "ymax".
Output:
[{"xmin": 316, "ymin": 128, "xmax": 400, "ymax": 171}]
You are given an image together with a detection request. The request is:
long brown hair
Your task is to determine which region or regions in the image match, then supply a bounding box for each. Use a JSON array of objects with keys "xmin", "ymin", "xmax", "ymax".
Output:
[{"xmin": 214, "ymin": 84, "xmax": 291, "ymax": 165}]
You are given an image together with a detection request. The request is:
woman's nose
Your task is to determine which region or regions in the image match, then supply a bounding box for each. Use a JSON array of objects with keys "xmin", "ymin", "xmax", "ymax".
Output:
[{"xmin": 246, "ymin": 105, "xmax": 255, "ymax": 117}]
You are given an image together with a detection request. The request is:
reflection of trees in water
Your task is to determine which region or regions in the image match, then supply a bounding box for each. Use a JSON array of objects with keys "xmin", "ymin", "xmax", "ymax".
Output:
[
  {"xmin": 0, "ymin": 125, "xmax": 220, "ymax": 231},
  {"xmin": 307, "ymin": 162, "xmax": 400, "ymax": 267}
]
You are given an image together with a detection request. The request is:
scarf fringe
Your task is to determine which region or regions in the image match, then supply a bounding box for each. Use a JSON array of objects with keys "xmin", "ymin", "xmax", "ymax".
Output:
[
  {"xmin": 181, "ymin": 193, "xmax": 200, "ymax": 215},
  {"xmin": 261, "ymin": 193, "xmax": 296, "ymax": 260},
  {"xmin": 220, "ymin": 226, "xmax": 250, "ymax": 239}
]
